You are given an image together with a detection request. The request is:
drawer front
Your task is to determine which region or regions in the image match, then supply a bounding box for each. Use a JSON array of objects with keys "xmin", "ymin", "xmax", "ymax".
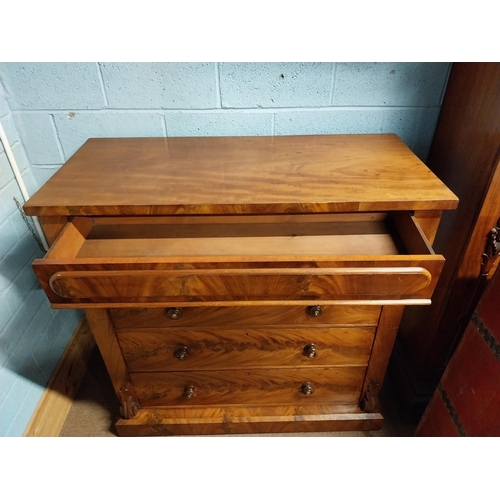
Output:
[
  {"xmin": 37, "ymin": 265, "xmax": 441, "ymax": 306},
  {"xmin": 117, "ymin": 327, "xmax": 375, "ymax": 371},
  {"xmin": 110, "ymin": 304, "xmax": 381, "ymax": 329},
  {"xmin": 130, "ymin": 367, "xmax": 366, "ymax": 407},
  {"xmin": 32, "ymin": 212, "xmax": 445, "ymax": 307}
]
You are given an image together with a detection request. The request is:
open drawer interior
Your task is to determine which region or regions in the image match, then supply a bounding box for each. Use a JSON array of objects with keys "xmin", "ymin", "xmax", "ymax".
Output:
[
  {"xmin": 34, "ymin": 212, "xmax": 444, "ymax": 307},
  {"xmin": 45, "ymin": 212, "xmax": 435, "ymax": 261}
]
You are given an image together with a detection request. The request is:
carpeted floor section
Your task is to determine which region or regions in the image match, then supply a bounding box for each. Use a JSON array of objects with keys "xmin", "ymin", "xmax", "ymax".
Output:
[{"xmin": 59, "ymin": 348, "xmax": 416, "ymax": 437}]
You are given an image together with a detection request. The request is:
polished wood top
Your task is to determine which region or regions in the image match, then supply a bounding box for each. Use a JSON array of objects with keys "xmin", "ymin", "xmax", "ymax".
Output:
[{"xmin": 24, "ymin": 134, "xmax": 458, "ymax": 216}]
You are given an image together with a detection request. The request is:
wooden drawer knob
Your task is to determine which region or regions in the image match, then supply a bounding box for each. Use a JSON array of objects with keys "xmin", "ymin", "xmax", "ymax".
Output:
[
  {"xmin": 167, "ymin": 307, "xmax": 182, "ymax": 320},
  {"xmin": 307, "ymin": 305, "xmax": 323, "ymax": 317},
  {"xmin": 174, "ymin": 345, "xmax": 189, "ymax": 361},
  {"xmin": 183, "ymin": 385, "xmax": 196, "ymax": 399},
  {"xmin": 303, "ymin": 343, "xmax": 317, "ymax": 358},
  {"xmin": 301, "ymin": 382, "xmax": 314, "ymax": 395}
]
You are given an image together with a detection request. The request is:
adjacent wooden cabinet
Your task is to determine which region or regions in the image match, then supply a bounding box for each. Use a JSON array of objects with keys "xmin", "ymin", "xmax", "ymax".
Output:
[
  {"xmin": 25, "ymin": 134, "xmax": 457, "ymax": 436},
  {"xmin": 392, "ymin": 63, "xmax": 500, "ymax": 421}
]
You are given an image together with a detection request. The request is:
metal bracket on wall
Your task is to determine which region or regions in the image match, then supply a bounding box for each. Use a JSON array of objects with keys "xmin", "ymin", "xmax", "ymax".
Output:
[{"xmin": 13, "ymin": 196, "xmax": 46, "ymax": 252}]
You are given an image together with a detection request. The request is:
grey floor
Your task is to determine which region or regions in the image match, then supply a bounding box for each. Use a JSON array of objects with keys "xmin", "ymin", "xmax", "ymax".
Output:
[{"xmin": 59, "ymin": 348, "xmax": 416, "ymax": 437}]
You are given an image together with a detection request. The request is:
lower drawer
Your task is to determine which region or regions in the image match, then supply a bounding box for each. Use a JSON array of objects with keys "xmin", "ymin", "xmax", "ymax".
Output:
[
  {"xmin": 118, "ymin": 327, "xmax": 375, "ymax": 371},
  {"xmin": 110, "ymin": 304, "xmax": 381, "ymax": 329},
  {"xmin": 130, "ymin": 367, "xmax": 367, "ymax": 407}
]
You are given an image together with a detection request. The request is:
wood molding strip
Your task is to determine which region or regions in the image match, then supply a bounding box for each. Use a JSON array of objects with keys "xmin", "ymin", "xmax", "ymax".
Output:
[{"xmin": 23, "ymin": 317, "xmax": 96, "ymax": 437}]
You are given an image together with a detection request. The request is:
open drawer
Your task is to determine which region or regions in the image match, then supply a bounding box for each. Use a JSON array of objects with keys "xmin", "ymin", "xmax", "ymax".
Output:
[{"xmin": 32, "ymin": 212, "xmax": 445, "ymax": 308}]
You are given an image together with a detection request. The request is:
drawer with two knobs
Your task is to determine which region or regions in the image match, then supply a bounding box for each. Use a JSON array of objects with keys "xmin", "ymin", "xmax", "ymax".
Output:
[
  {"xmin": 109, "ymin": 304, "xmax": 382, "ymax": 329},
  {"xmin": 116, "ymin": 326, "xmax": 376, "ymax": 371},
  {"xmin": 130, "ymin": 367, "xmax": 367, "ymax": 408}
]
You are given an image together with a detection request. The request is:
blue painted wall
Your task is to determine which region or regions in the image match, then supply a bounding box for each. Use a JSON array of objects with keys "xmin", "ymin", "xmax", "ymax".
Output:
[
  {"xmin": 0, "ymin": 79, "xmax": 81, "ymax": 437},
  {"xmin": 2, "ymin": 62, "xmax": 450, "ymax": 174},
  {"xmin": 0, "ymin": 62, "xmax": 451, "ymax": 435}
]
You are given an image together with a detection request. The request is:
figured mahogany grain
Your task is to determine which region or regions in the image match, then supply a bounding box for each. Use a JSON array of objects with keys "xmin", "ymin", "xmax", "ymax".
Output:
[
  {"xmin": 117, "ymin": 326, "xmax": 375, "ymax": 371},
  {"xmin": 43, "ymin": 266, "xmax": 438, "ymax": 305},
  {"xmin": 115, "ymin": 405, "xmax": 384, "ymax": 435},
  {"xmin": 23, "ymin": 135, "xmax": 458, "ymax": 217},
  {"xmin": 130, "ymin": 367, "xmax": 366, "ymax": 407},
  {"xmin": 109, "ymin": 304, "xmax": 382, "ymax": 329}
]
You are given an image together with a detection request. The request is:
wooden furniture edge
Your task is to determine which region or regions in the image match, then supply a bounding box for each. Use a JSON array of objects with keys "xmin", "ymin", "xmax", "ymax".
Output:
[
  {"xmin": 23, "ymin": 317, "xmax": 96, "ymax": 437},
  {"xmin": 115, "ymin": 407, "xmax": 384, "ymax": 436}
]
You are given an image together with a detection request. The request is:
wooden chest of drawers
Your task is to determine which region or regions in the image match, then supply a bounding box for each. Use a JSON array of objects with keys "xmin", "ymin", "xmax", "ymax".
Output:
[{"xmin": 24, "ymin": 134, "xmax": 458, "ymax": 436}]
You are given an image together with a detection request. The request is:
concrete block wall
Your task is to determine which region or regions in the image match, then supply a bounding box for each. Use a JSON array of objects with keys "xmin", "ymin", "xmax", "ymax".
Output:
[
  {"xmin": 0, "ymin": 62, "xmax": 451, "ymax": 436},
  {"xmin": 0, "ymin": 79, "xmax": 81, "ymax": 437},
  {"xmin": 1, "ymin": 62, "xmax": 450, "ymax": 180}
]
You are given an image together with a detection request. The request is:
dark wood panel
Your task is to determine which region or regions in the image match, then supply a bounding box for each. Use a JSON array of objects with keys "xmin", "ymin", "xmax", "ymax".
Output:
[
  {"xmin": 393, "ymin": 63, "xmax": 500, "ymax": 421},
  {"xmin": 117, "ymin": 327, "xmax": 375, "ymax": 371},
  {"xmin": 398, "ymin": 63, "xmax": 500, "ymax": 380}
]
